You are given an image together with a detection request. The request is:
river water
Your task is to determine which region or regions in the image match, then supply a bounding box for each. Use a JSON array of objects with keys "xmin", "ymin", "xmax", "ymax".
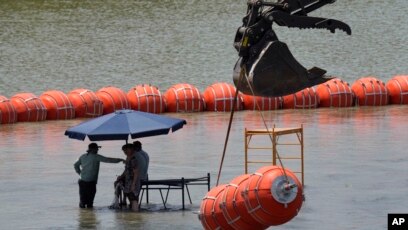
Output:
[{"xmin": 0, "ymin": 0, "xmax": 407, "ymax": 229}]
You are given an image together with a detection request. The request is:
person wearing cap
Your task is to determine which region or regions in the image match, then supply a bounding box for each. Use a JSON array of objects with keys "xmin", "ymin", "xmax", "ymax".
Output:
[{"xmin": 74, "ymin": 143, "xmax": 125, "ymax": 208}]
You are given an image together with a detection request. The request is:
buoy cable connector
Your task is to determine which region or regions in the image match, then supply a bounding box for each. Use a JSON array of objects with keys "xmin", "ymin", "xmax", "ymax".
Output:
[
  {"xmin": 282, "ymin": 183, "xmax": 297, "ymax": 192},
  {"xmin": 271, "ymin": 176, "xmax": 299, "ymax": 205}
]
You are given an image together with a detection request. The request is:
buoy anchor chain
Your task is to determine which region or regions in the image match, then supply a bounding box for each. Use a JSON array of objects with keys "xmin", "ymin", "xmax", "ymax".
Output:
[{"xmin": 271, "ymin": 176, "xmax": 299, "ymax": 205}]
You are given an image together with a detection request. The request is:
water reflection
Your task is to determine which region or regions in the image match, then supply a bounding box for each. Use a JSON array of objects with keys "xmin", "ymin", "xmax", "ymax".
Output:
[
  {"xmin": 314, "ymin": 108, "xmax": 356, "ymax": 125},
  {"xmin": 77, "ymin": 209, "xmax": 99, "ymax": 229},
  {"xmin": 114, "ymin": 211, "xmax": 145, "ymax": 228}
]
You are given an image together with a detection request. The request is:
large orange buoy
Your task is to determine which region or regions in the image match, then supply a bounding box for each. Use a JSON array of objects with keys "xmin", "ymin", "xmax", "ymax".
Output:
[
  {"xmin": 351, "ymin": 77, "xmax": 389, "ymax": 106},
  {"xmin": 67, "ymin": 88, "xmax": 103, "ymax": 118},
  {"xmin": 282, "ymin": 87, "xmax": 319, "ymax": 109},
  {"xmin": 203, "ymin": 83, "xmax": 243, "ymax": 112},
  {"xmin": 10, "ymin": 93, "xmax": 47, "ymax": 122},
  {"xmin": 241, "ymin": 166, "xmax": 303, "ymax": 226},
  {"xmin": 242, "ymin": 94, "xmax": 282, "ymax": 110},
  {"xmin": 40, "ymin": 90, "xmax": 75, "ymax": 120},
  {"xmin": 199, "ymin": 184, "xmax": 234, "ymax": 230},
  {"xmin": 220, "ymin": 174, "xmax": 268, "ymax": 230},
  {"xmin": 164, "ymin": 83, "xmax": 205, "ymax": 112},
  {"xmin": 386, "ymin": 75, "xmax": 408, "ymax": 104},
  {"xmin": 96, "ymin": 86, "xmax": 130, "ymax": 114},
  {"xmin": 127, "ymin": 84, "xmax": 166, "ymax": 114},
  {"xmin": 0, "ymin": 95, "xmax": 17, "ymax": 124},
  {"xmin": 316, "ymin": 78, "xmax": 354, "ymax": 107}
]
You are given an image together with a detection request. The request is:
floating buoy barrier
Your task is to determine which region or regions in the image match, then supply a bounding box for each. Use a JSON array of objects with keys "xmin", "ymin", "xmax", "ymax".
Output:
[
  {"xmin": 241, "ymin": 166, "xmax": 303, "ymax": 226},
  {"xmin": 220, "ymin": 174, "xmax": 267, "ymax": 230},
  {"xmin": 203, "ymin": 82, "xmax": 243, "ymax": 112},
  {"xmin": 282, "ymin": 87, "xmax": 319, "ymax": 109},
  {"xmin": 40, "ymin": 90, "xmax": 75, "ymax": 120},
  {"xmin": 1, "ymin": 75, "xmax": 408, "ymax": 125},
  {"xmin": 199, "ymin": 184, "xmax": 234, "ymax": 230},
  {"xmin": 10, "ymin": 93, "xmax": 47, "ymax": 122},
  {"xmin": 199, "ymin": 166, "xmax": 303, "ymax": 230},
  {"xmin": 316, "ymin": 78, "xmax": 354, "ymax": 107},
  {"xmin": 96, "ymin": 86, "xmax": 130, "ymax": 114},
  {"xmin": 242, "ymin": 94, "xmax": 282, "ymax": 110},
  {"xmin": 0, "ymin": 95, "xmax": 17, "ymax": 124},
  {"xmin": 127, "ymin": 84, "xmax": 166, "ymax": 114},
  {"xmin": 67, "ymin": 88, "xmax": 103, "ymax": 118},
  {"xmin": 351, "ymin": 77, "xmax": 389, "ymax": 106},
  {"xmin": 164, "ymin": 83, "xmax": 205, "ymax": 112},
  {"xmin": 386, "ymin": 75, "xmax": 408, "ymax": 105}
]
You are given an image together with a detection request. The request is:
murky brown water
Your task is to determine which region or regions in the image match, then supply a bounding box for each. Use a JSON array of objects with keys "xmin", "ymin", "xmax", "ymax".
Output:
[{"xmin": 1, "ymin": 0, "xmax": 408, "ymax": 229}]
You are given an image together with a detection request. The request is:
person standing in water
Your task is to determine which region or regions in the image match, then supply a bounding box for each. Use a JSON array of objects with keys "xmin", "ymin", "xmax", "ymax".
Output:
[
  {"xmin": 74, "ymin": 143, "xmax": 125, "ymax": 208},
  {"xmin": 113, "ymin": 142, "xmax": 149, "ymax": 211},
  {"xmin": 116, "ymin": 144, "xmax": 140, "ymax": 212},
  {"xmin": 133, "ymin": 141, "xmax": 149, "ymax": 181}
]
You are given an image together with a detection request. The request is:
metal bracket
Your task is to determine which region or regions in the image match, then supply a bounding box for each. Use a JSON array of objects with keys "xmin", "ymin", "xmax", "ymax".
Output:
[{"xmin": 270, "ymin": 176, "xmax": 298, "ymax": 205}]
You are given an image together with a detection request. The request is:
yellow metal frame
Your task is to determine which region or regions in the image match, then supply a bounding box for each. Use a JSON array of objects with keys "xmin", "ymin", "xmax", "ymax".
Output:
[{"xmin": 244, "ymin": 124, "xmax": 304, "ymax": 185}]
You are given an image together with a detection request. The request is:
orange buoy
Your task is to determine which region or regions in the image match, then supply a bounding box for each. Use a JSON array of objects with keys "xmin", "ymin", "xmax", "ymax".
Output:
[
  {"xmin": 282, "ymin": 87, "xmax": 319, "ymax": 109},
  {"xmin": 0, "ymin": 95, "xmax": 17, "ymax": 124},
  {"xmin": 96, "ymin": 86, "xmax": 130, "ymax": 114},
  {"xmin": 316, "ymin": 78, "xmax": 354, "ymax": 107},
  {"xmin": 199, "ymin": 184, "xmax": 234, "ymax": 230},
  {"xmin": 220, "ymin": 174, "xmax": 268, "ymax": 230},
  {"xmin": 351, "ymin": 77, "xmax": 389, "ymax": 106},
  {"xmin": 10, "ymin": 93, "xmax": 47, "ymax": 122},
  {"xmin": 241, "ymin": 166, "xmax": 303, "ymax": 226},
  {"xmin": 164, "ymin": 83, "xmax": 205, "ymax": 112},
  {"xmin": 386, "ymin": 75, "xmax": 408, "ymax": 104},
  {"xmin": 127, "ymin": 84, "xmax": 166, "ymax": 114},
  {"xmin": 40, "ymin": 90, "xmax": 75, "ymax": 120},
  {"xmin": 67, "ymin": 88, "xmax": 103, "ymax": 118},
  {"xmin": 242, "ymin": 94, "xmax": 282, "ymax": 110},
  {"xmin": 203, "ymin": 83, "xmax": 243, "ymax": 112}
]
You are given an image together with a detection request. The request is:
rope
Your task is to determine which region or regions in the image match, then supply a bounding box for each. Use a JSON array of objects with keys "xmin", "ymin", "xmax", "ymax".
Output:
[
  {"xmin": 238, "ymin": 4, "xmax": 289, "ymax": 180},
  {"xmin": 216, "ymin": 3, "xmax": 289, "ymax": 185},
  {"xmin": 216, "ymin": 2, "xmax": 254, "ymax": 185},
  {"xmin": 215, "ymin": 66, "xmax": 245, "ymax": 186},
  {"xmin": 242, "ymin": 71, "xmax": 290, "ymax": 182}
]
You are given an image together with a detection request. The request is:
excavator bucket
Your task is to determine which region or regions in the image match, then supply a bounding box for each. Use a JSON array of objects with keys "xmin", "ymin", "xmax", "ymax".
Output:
[
  {"xmin": 232, "ymin": 0, "xmax": 351, "ymax": 97},
  {"xmin": 233, "ymin": 40, "xmax": 332, "ymax": 97}
]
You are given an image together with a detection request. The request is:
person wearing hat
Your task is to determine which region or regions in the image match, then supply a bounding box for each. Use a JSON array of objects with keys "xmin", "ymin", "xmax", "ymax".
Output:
[{"xmin": 74, "ymin": 143, "xmax": 125, "ymax": 208}]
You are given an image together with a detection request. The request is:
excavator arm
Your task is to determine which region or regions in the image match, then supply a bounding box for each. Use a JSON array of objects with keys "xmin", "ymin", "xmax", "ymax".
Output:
[{"xmin": 233, "ymin": 0, "xmax": 351, "ymax": 97}]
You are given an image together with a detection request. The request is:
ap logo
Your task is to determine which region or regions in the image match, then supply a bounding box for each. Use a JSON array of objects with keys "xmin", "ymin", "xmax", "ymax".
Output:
[{"xmin": 388, "ymin": 214, "xmax": 408, "ymax": 230}]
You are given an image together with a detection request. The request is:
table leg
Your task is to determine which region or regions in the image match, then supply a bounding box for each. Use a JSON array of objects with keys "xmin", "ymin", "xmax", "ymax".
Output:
[
  {"xmin": 139, "ymin": 188, "xmax": 145, "ymax": 208},
  {"xmin": 145, "ymin": 176, "xmax": 149, "ymax": 204},
  {"xmin": 158, "ymin": 189, "xmax": 167, "ymax": 209},
  {"xmin": 164, "ymin": 185, "xmax": 171, "ymax": 204},
  {"xmin": 182, "ymin": 178, "xmax": 185, "ymax": 210},
  {"xmin": 207, "ymin": 173, "xmax": 210, "ymax": 191},
  {"xmin": 186, "ymin": 185, "xmax": 192, "ymax": 204}
]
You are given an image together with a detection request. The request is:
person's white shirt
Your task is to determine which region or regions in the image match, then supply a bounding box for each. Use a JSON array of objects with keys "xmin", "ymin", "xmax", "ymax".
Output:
[{"xmin": 135, "ymin": 149, "xmax": 149, "ymax": 180}]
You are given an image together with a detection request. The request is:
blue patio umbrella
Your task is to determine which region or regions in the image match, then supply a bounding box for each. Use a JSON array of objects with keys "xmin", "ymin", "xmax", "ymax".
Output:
[{"xmin": 65, "ymin": 110, "xmax": 187, "ymax": 141}]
